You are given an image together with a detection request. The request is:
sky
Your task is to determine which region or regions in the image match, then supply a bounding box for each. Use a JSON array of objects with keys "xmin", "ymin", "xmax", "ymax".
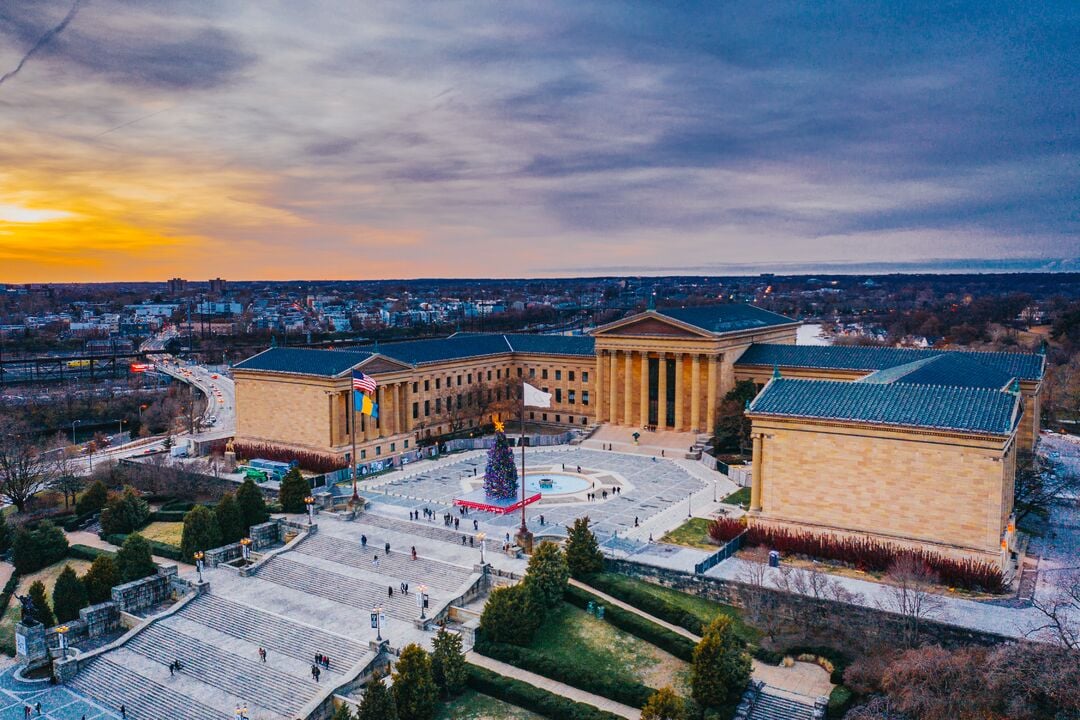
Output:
[{"xmin": 0, "ymin": 1, "xmax": 1077, "ymax": 282}]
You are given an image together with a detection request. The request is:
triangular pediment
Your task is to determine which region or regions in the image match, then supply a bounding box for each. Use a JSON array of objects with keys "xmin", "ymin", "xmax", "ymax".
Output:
[
  {"xmin": 592, "ymin": 312, "xmax": 714, "ymax": 339},
  {"xmin": 353, "ymin": 354, "xmax": 413, "ymax": 374}
]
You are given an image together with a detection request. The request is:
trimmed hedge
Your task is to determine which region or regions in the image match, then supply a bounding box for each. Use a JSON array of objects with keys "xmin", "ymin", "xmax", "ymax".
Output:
[
  {"xmin": 100, "ymin": 533, "xmax": 182, "ymax": 562},
  {"xmin": 473, "ymin": 637, "xmax": 654, "ymax": 708},
  {"xmin": 583, "ymin": 573, "xmax": 706, "ymax": 636},
  {"xmin": 60, "ymin": 513, "xmax": 96, "ymax": 532},
  {"xmin": 68, "ymin": 544, "xmax": 117, "ymax": 561},
  {"xmin": 0, "ymin": 572, "xmax": 20, "ymax": 621},
  {"xmin": 159, "ymin": 499, "xmax": 196, "ymax": 512},
  {"xmin": 827, "ymin": 686, "xmax": 854, "ymax": 719},
  {"xmin": 150, "ymin": 510, "xmax": 189, "ymax": 523},
  {"xmin": 466, "ymin": 663, "xmax": 625, "ymax": 720},
  {"xmin": 564, "ymin": 584, "xmax": 697, "ymax": 662}
]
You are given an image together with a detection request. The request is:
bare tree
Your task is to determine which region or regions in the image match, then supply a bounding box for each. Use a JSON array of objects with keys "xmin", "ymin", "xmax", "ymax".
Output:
[
  {"xmin": 736, "ymin": 548, "xmax": 789, "ymax": 641},
  {"xmin": 1013, "ymin": 451, "xmax": 1080, "ymax": 524},
  {"xmin": 0, "ymin": 419, "xmax": 53, "ymax": 512},
  {"xmin": 46, "ymin": 433, "xmax": 85, "ymax": 509},
  {"xmin": 875, "ymin": 554, "xmax": 946, "ymax": 646},
  {"xmin": 842, "ymin": 695, "xmax": 909, "ymax": 720},
  {"xmin": 774, "ymin": 562, "xmax": 866, "ymax": 637},
  {"xmin": 1027, "ymin": 568, "xmax": 1080, "ymax": 649}
]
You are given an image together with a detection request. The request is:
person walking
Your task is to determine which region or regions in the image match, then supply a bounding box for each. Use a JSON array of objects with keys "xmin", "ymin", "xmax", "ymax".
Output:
[
  {"xmin": 169, "ymin": 660, "xmax": 175, "ymax": 676},
  {"xmin": 411, "ymin": 546, "xmax": 417, "ymax": 560},
  {"xmin": 34, "ymin": 703, "xmax": 41, "ymax": 716},
  {"xmin": 385, "ymin": 541, "xmax": 391, "ymax": 554},
  {"xmin": 361, "ymin": 534, "xmax": 367, "ymax": 548},
  {"xmin": 259, "ymin": 647, "xmax": 267, "ymax": 663},
  {"xmin": 473, "ymin": 519, "xmax": 478, "ymax": 531},
  {"xmin": 120, "ymin": 705, "xmax": 126, "ymax": 719},
  {"xmin": 311, "ymin": 665, "xmax": 319, "ymax": 681},
  {"xmin": 388, "ymin": 586, "xmax": 394, "ymax": 598}
]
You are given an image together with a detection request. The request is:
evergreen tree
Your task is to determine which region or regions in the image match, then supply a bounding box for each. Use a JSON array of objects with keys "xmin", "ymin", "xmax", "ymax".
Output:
[
  {"xmin": 180, "ymin": 505, "xmax": 222, "ymax": 563},
  {"xmin": 99, "ymin": 486, "xmax": 150, "ymax": 535},
  {"xmin": 330, "ymin": 703, "xmax": 354, "ymax": 720},
  {"xmin": 82, "ymin": 554, "xmax": 120, "ymax": 604},
  {"xmin": 712, "ymin": 380, "xmax": 757, "ymax": 455},
  {"xmin": 690, "ymin": 616, "xmax": 751, "ymax": 711},
  {"xmin": 236, "ymin": 477, "xmax": 270, "ymax": 532},
  {"xmin": 642, "ymin": 686, "xmax": 686, "ymax": 720},
  {"xmin": 482, "ymin": 429, "xmax": 518, "ymax": 499},
  {"xmin": 0, "ymin": 511, "xmax": 12, "ymax": 554},
  {"xmin": 12, "ymin": 521, "xmax": 69, "ymax": 574},
  {"xmin": 213, "ymin": 492, "xmax": 245, "ymax": 544},
  {"xmin": 524, "ymin": 541, "xmax": 569, "ymax": 608},
  {"xmin": 392, "ymin": 644, "xmax": 438, "ymax": 720},
  {"xmin": 52, "ymin": 564, "xmax": 89, "ymax": 623},
  {"xmin": 356, "ymin": 672, "xmax": 397, "ymax": 720},
  {"xmin": 430, "ymin": 626, "xmax": 467, "ymax": 698},
  {"xmin": 478, "ymin": 582, "xmax": 544, "ymax": 645},
  {"xmin": 26, "ymin": 580, "xmax": 55, "ymax": 627},
  {"xmin": 564, "ymin": 516, "xmax": 604, "ymax": 578},
  {"xmin": 278, "ymin": 468, "xmax": 310, "ymax": 514},
  {"xmin": 75, "ymin": 480, "xmax": 109, "ymax": 516},
  {"xmin": 115, "ymin": 533, "xmax": 156, "ymax": 582}
]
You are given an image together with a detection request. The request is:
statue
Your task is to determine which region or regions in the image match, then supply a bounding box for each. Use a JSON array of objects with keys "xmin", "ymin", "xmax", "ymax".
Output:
[{"xmin": 17, "ymin": 594, "xmax": 38, "ymax": 625}]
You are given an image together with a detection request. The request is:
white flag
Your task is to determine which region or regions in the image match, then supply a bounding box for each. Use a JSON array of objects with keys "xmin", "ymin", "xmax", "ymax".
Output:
[{"xmin": 523, "ymin": 382, "xmax": 552, "ymax": 408}]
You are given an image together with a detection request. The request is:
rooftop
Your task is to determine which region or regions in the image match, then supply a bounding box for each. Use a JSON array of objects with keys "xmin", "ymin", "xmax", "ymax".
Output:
[
  {"xmin": 233, "ymin": 347, "xmax": 374, "ymax": 377},
  {"xmin": 654, "ymin": 305, "xmax": 797, "ymax": 334}
]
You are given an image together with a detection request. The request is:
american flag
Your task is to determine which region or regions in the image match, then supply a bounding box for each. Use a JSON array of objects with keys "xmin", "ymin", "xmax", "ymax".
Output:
[{"xmin": 352, "ymin": 370, "xmax": 377, "ymax": 393}]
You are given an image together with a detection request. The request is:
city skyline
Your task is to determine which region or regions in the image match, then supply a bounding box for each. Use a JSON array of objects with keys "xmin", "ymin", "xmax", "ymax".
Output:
[{"xmin": 1, "ymin": 1, "xmax": 1077, "ymax": 282}]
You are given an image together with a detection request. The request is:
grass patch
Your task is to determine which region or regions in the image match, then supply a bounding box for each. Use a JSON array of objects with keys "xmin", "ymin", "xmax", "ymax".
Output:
[
  {"xmin": 137, "ymin": 521, "xmax": 184, "ymax": 548},
  {"xmin": 436, "ymin": 690, "xmax": 545, "ymax": 720},
  {"xmin": 528, "ymin": 602, "xmax": 688, "ymax": 693},
  {"xmin": 722, "ymin": 487, "xmax": 751, "ymax": 506},
  {"xmin": 659, "ymin": 517, "xmax": 718, "ymax": 550},
  {"xmin": 0, "ymin": 558, "xmax": 92, "ymax": 655},
  {"xmin": 586, "ymin": 572, "xmax": 760, "ymax": 645}
]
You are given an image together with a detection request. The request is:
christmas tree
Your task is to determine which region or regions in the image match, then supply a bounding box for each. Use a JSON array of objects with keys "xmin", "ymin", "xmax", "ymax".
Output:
[{"xmin": 483, "ymin": 423, "xmax": 518, "ymax": 499}]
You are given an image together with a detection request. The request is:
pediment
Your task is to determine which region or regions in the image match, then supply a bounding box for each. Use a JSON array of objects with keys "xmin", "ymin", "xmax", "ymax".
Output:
[
  {"xmin": 355, "ymin": 354, "xmax": 413, "ymax": 374},
  {"xmin": 592, "ymin": 312, "xmax": 713, "ymax": 339}
]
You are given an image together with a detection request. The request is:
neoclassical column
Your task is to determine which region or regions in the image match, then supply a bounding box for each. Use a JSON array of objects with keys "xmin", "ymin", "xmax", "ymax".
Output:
[
  {"xmin": 376, "ymin": 385, "xmax": 386, "ymax": 438},
  {"xmin": 364, "ymin": 403, "xmax": 375, "ymax": 441},
  {"xmin": 624, "ymin": 350, "xmax": 633, "ymax": 426},
  {"xmin": 402, "ymin": 381, "xmax": 412, "ymax": 432},
  {"xmin": 673, "ymin": 353, "xmax": 684, "ymax": 431},
  {"xmin": 596, "ymin": 350, "xmax": 606, "ymax": 423},
  {"xmin": 328, "ymin": 392, "xmax": 336, "ymax": 446},
  {"xmin": 690, "ymin": 354, "xmax": 701, "ymax": 432},
  {"xmin": 609, "ymin": 350, "xmax": 620, "ymax": 424},
  {"xmin": 706, "ymin": 355, "xmax": 719, "ymax": 434},
  {"xmin": 750, "ymin": 432, "xmax": 764, "ymax": 512},
  {"xmin": 657, "ymin": 352, "xmax": 668, "ymax": 428},
  {"xmin": 639, "ymin": 351, "xmax": 649, "ymax": 427}
]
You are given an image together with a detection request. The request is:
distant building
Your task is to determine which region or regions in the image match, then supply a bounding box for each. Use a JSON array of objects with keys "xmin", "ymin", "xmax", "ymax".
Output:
[
  {"xmin": 208, "ymin": 277, "xmax": 228, "ymax": 294},
  {"xmin": 166, "ymin": 278, "xmax": 188, "ymax": 294}
]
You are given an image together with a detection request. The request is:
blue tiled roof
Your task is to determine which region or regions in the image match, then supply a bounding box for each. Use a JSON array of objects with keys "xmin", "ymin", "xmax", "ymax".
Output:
[
  {"xmin": 657, "ymin": 305, "xmax": 797, "ymax": 334},
  {"xmin": 749, "ymin": 378, "xmax": 1019, "ymax": 435},
  {"xmin": 234, "ymin": 348, "xmax": 374, "ymax": 377},
  {"xmin": 858, "ymin": 353, "xmax": 1014, "ymax": 390},
  {"xmin": 735, "ymin": 344, "xmax": 1044, "ymax": 381},
  {"xmin": 361, "ymin": 335, "xmax": 512, "ymax": 365},
  {"xmin": 503, "ymin": 334, "xmax": 595, "ymax": 356}
]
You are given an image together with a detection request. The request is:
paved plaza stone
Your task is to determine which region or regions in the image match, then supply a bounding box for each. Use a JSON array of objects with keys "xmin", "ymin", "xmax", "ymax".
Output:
[{"xmin": 0, "ymin": 668, "xmax": 119, "ymax": 720}]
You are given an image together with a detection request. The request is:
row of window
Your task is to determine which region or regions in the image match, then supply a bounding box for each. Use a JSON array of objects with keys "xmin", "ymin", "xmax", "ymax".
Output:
[
  {"xmin": 528, "ymin": 412, "xmax": 590, "ymax": 425},
  {"xmin": 358, "ymin": 438, "xmax": 409, "ymax": 460},
  {"xmin": 411, "ymin": 367, "xmax": 591, "ymax": 393}
]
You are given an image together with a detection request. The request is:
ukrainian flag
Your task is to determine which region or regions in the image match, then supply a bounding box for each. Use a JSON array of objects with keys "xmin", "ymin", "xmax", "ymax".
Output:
[{"xmin": 354, "ymin": 391, "xmax": 378, "ymax": 418}]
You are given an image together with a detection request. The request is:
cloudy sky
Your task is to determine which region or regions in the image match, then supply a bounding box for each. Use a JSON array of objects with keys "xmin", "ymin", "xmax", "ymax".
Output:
[{"xmin": 0, "ymin": 1, "xmax": 1076, "ymax": 281}]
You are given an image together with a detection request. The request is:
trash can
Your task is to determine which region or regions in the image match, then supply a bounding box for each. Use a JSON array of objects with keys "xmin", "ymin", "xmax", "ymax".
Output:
[
  {"xmin": 768, "ymin": 550, "xmax": 780, "ymax": 568},
  {"xmin": 597, "ymin": 606, "xmax": 605, "ymax": 620}
]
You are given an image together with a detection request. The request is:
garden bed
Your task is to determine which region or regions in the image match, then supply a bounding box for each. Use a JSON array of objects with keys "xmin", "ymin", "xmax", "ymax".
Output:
[
  {"xmin": 436, "ymin": 689, "xmax": 545, "ymax": 720},
  {"xmin": 659, "ymin": 517, "xmax": 719, "ymax": 550}
]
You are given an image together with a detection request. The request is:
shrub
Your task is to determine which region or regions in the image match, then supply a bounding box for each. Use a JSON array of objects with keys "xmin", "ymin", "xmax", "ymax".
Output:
[
  {"xmin": 0, "ymin": 512, "xmax": 11, "ymax": 554},
  {"xmin": 392, "ymin": 643, "xmax": 438, "ymax": 720},
  {"xmin": 564, "ymin": 585, "xmax": 696, "ymax": 662},
  {"xmin": 160, "ymin": 499, "xmax": 196, "ymax": 512},
  {"xmin": 12, "ymin": 521, "xmax": 69, "ymax": 574},
  {"xmin": 465, "ymin": 664, "xmax": 624, "ymax": 720},
  {"xmin": 690, "ymin": 616, "xmax": 751, "ymax": 711},
  {"xmin": 0, "ymin": 572, "xmax": 20, "ymax": 626},
  {"xmin": 473, "ymin": 639, "xmax": 655, "ymax": 708},
  {"xmin": 278, "ymin": 468, "xmax": 311, "ymax": 514},
  {"xmin": 82, "ymin": 555, "xmax": 121, "ymax": 604},
  {"xmin": 356, "ymin": 671, "xmax": 396, "ymax": 720},
  {"xmin": 430, "ymin": 626, "xmax": 467, "ymax": 698},
  {"xmin": 27, "ymin": 580, "xmax": 55, "ymax": 627},
  {"xmin": 478, "ymin": 583, "xmax": 545, "ymax": 645},
  {"xmin": 524, "ymin": 542, "xmax": 569, "ymax": 609},
  {"xmin": 150, "ymin": 510, "xmax": 189, "ymax": 523},
  {"xmin": 232, "ymin": 442, "xmax": 345, "ymax": 474},
  {"xmin": 52, "ymin": 565, "xmax": 88, "ymax": 623},
  {"xmin": 642, "ymin": 686, "xmax": 687, "ymax": 720},
  {"xmin": 180, "ymin": 505, "xmax": 222, "ymax": 563},
  {"xmin": 826, "ymin": 686, "xmax": 853, "ymax": 719},
  {"xmin": 565, "ymin": 517, "xmax": 603, "ymax": 578},
  {"xmin": 236, "ymin": 477, "xmax": 270, "ymax": 532},
  {"xmin": 67, "ymin": 544, "xmax": 113, "ymax": 562},
  {"xmin": 706, "ymin": 517, "xmax": 746, "ymax": 544},
  {"xmin": 99, "ymin": 486, "xmax": 150, "ymax": 536},
  {"xmin": 75, "ymin": 481, "xmax": 109, "ymax": 517},
  {"xmin": 115, "ymin": 533, "xmax": 156, "ymax": 582},
  {"xmin": 213, "ymin": 492, "xmax": 244, "ymax": 544}
]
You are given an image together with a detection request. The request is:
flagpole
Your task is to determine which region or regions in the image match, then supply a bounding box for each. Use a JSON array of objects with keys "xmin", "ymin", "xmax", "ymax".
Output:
[
  {"xmin": 351, "ymin": 390, "xmax": 359, "ymax": 505},
  {"xmin": 519, "ymin": 383, "xmax": 526, "ymax": 535}
]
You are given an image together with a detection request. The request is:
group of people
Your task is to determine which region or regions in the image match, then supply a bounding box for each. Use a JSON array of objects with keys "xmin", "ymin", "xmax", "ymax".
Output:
[
  {"xmin": 166, "ymin": 658, "xmax": 184, "ymax": 676},
  {"xmin": 311, "ymin": 652, "xmax": 332, "ymax": 680}
]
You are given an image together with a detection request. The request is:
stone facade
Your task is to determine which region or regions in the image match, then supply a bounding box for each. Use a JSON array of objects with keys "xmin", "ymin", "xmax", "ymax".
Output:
[{"xmin": 111, "ymin": 565, "xmax": 178, "ymax": 614}]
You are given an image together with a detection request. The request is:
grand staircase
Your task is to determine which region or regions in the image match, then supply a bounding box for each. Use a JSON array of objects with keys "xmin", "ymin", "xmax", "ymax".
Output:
[
  {"xmin": 744, "ymin": 686, "xmax": 820, "ymax": 720},
  {"xmin": 69, "ymin": 656, "xmax": 224, "ymax": 720}
]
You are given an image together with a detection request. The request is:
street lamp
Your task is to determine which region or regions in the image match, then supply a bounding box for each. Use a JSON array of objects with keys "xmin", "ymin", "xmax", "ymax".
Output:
[
  {"xmin": 240, "ymin": 537, "xmax": 252, "ymax": 564},
  {"xmin": 304, "ymin": 495, "xmax": 315, "ymax": 525},
  {"xmin": 476, "ymin": 532, "xmax": 486, "ymax": 564},
  {"xmin": 417, "ymin": 584, "xmax": 428, "ymax": 620},
  {"xmin": 194, "ymin": 551, "xmax": 205, "ymax": 583},
  {"xmin": 372, "ymin": 606, "xmax": 383, "ymax": 641},
  {"xmin": 56, "ymin": 625, "xmax": 69, "ymax": 659},
  {"xmin": 71, "ymin": 419, "xmax": 82, "ymax": 445}
]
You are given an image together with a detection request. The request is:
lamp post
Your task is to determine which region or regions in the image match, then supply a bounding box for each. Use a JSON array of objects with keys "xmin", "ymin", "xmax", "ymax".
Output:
[
  {"xmin": 477, "ymin": 532, "xmax": 486, "ymax": 564},
  {"xmin": 194, "ymin": 551, "xmax": 205, "ymax": 583},
  {"xmin": 240, "ymin": 537, "xmax": 252, "ymax": 564},
  {"xmin": 713, "ymin": 478, "xmax": 717, "ymax": 503},
  {"xmin": 304, "ymin": 495, "xmax": 315, "ymax": 525},
  {"xmin": 71, "ymin": 419, "xmax": 82, "ymax": 445},
  {"xmin": 372, "ymin": 606, "xmax": 383, "ymax": 641},
  {"xmin": 417, "ymin": 584, "xmax": 428, "ymax": 620},
  {"xmin": 56, "ymin": 625, "xmax": 69, "ymax": 659}
]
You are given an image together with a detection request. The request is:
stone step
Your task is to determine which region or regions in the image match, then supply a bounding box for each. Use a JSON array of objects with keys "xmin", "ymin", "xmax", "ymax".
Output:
[
  {"xmin": 127, "ymin": 623, "xmax": 314, "ymax": 717},
  {"xmin": 179, "ymin": 593, "xmax": 369, "ymax": 668},
  {"xmin": 255, "ymin": 556, "xmax": 418, "ymax": 620},
  {"xmin": 356, "ymin": 512, "xmax": 476, "ymax": 545},
  {"xmin": 298, "ymin": 533, "xmax": 473, "ymax": 593},
  {"xmin": 749, "ymin": 691, "xmax": 816, "ymax": 720},
  {"xmin": 69, "ymin": 655, "xmax": 223, "ymax": 720}
]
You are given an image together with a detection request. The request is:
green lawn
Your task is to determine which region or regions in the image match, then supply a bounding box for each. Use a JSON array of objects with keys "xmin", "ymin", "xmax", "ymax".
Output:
[
  {"xmin": 138, "ymin": 521, "xmax": 184, "ymax": 547},
  {"xmin": 529, "ymin": 602, "xmax": 689, "ymax": 692},
  {"xmin": 436, "ymin": 690, "xmax": 545, "ymax": 720},
  {"xmin": 722, "ymin": 487, "xmax": 751, "ymax": 506},
  {"xmin": 660, "ymin": 517, "xmax": 716, "ymax": 550},
  {"xmin": 588, "ymin": 572, "xmax": 761, "ymax": 645},
  {"xmin": 0, "ymin": 558, "xmax": 93, "ymax": 655}
]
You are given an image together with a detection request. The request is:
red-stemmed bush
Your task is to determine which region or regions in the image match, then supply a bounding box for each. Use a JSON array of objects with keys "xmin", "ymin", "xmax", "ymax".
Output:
[{"xmin": 231, "ymin": 442, "xmax": 346, "ymax": 474}]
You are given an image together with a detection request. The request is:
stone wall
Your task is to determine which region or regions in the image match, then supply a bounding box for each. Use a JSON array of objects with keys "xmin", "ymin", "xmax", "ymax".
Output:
[
  {"xmin": 205, "ymin": 542, "xmax": 243, "ymax": 567},
  {"xmin": 111, "ymin": 566, "xmax": 178, "ymax": 614},
  {"xmin": 250, "ymin": 520, "xmax": 280, "ymax": 550},
  {"xmin": 608, "ymin": 559, "xmax": 1015, "ymax": 649}
]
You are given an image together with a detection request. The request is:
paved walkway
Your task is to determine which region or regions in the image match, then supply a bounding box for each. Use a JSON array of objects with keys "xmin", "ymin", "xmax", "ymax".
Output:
[
  {"xmin": 466, "ymin": 653, "xmax": 640, "ymax": 720},
  {"xmin": 66, "ymin": 531, "xmax": 195, "ymax": 571}
]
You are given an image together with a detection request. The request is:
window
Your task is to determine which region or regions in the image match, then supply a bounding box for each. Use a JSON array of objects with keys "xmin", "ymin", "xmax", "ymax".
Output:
[
  {"xmin": 424, "ymin": 400, "xmax": 430, "ymax": 416},
  {"xmin": 457, "ymin": 374, "xmax": 462, "ymax": 386},
  {"xmin": 530, "ymin": 411, "xmax": 535, "ymax": 419},
  {"xmin": 487, "ymin": 370, "xmax": 492, "ymax": 381},
  {"xmin": 581, "ymin": 417, "xmax": 588, "ymax": 425},
  {"xmin": 569, "ymin": 371, "xmax": 575, "ymax": 381},
  {"xmin": 412, "ymin": 402, "xmax": 419, "ymax": 419},
  {"xmin": 457, "ymin": 393, "xmax": 463, "ymax": 407},
  {"xmin": 555, "ymin": 370, "xmax": 562, "ymax": 381},
  {"xmin": 404, "ymin": 439, "xmax": 409, "ymax": 449},
  {"xmin": 582, "ymin": 390, "xmax": 590, "ymax": 406},
  {"xmin": 555, "ymin": 414, "xmax": 561, "ymax": 423},
  {"xmin": 542, "ymin": 369, "xmax": 548, "ymax": 379},
  {"xmin": 412, "ymin": 382, "xmax": 418, "ymax": 393},
  {"xmin": 376, "ymin": 446, "xmax": 381, "ymax": 456},
  {"xmin": 529, "ymin": 368, "xmax": 536, "ymax": 378},
  {"xmin": 568, "ymin": 390, "xmax": 575, "ymax": 404},
  {"xmin": 436, "ymin": 377, "xmax": 441, "ymax": 389},
  {"xmin": 517, "ymin": 368, "xmax": 522, "ymax": 377},
  {"xmin": 583, "ymin": 371, "xmax": 589, "ymax": 383},
  {"xmin": 424, "ymin": 379, "xmax": 430, "ymax": 391},
  {"xmin": 542, "ymin": 413, "xmax": 548, "ymax": 421},
  {"xmin": 390, "ymin": 442, "xmax": 396, "ymax": 452},
  {"xmin": 555, "ymin": 388, "xmax": 562, "ymax": 403},
  {"xmin": 435, "ymin": 398, "xmax": 442, "ymax": 413},
  {"xmin": 446, "ymin": 396, "xmax": 453, "ymax": 411},
  {"xmin": 542, "ymin": 386, "xmax": 549, "ymax": 394},
  {"xmin": 497, "ymin": 369, "xmax": 502, "ymax": 379},
  {"xmin": 468, "ymin": 373, "xmax": 473, "ymax": 383},
  {"xmin": 360, "ymin": 449, "xmax": 367, "ymax": 459}
]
